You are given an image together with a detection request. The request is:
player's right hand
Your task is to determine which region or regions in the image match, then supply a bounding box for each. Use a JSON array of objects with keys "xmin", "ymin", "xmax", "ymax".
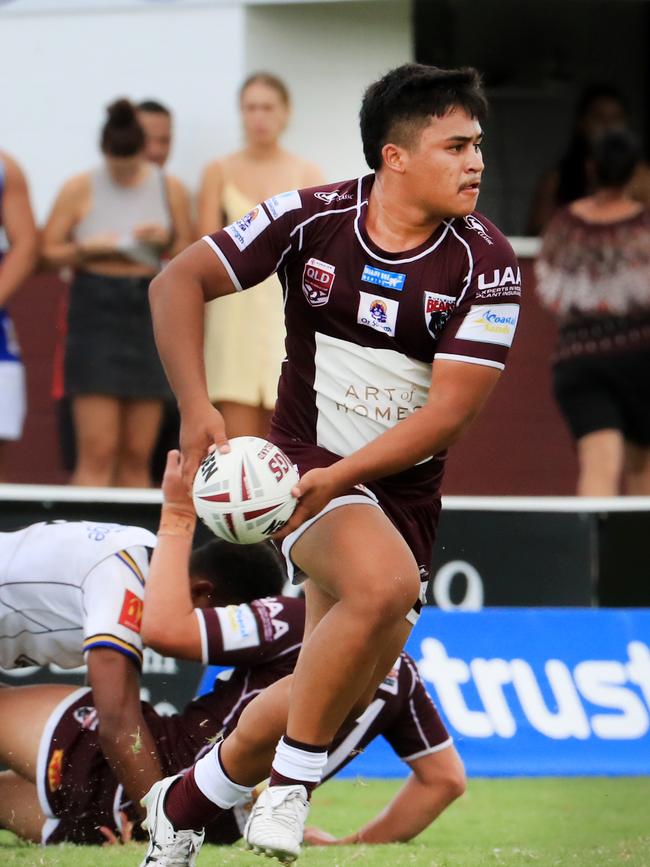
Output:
[
  {"xmin": 179, "ymin": 402, "xmax": 230, "ymax": 493},
  {"xmin": 162, "ymin": 450, "xmax": 194, "ymax": 512}
]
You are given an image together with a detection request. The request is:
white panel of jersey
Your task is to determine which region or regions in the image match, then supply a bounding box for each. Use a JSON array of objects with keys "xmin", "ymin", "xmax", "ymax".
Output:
[
  {"xmin": 313, "ymin": 331, "xmax": 432, "ymax": 458},
  {"xmin": 0, "ymin": 521, "xmax": 155, "ymax": 670}
]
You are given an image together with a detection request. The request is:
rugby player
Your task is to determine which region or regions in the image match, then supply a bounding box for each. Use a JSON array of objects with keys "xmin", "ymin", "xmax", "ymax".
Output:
[
  {"xmin": 0, "ymin": 452, "xmax": 464, "ymax": 849},
  {"xmin": 144, "ymin": 63, "xmax": 521, "ymax": 863}
]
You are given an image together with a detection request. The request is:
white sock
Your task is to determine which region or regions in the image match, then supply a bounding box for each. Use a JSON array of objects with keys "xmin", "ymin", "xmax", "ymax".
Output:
[
  {"xmin": 271, "ymin": 736, "xmax": 328, "ymax": 786},
  {"xmin": 193, "ymin": 741, "xmax": 254, "ymax": 809}
]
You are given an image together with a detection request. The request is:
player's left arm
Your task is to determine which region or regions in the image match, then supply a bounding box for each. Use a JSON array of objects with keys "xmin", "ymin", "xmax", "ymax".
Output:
[
  {"xmin": 140, "ymin": 449, "xmax": 203, "ymax": 660},
  {"xmin": 0, "ymin": 152, "xmax": 39, "ymax": 307},
  {"xmin": 86, "ymin": 647, "xmax": 162, "ymax": 820},
  {"xmin": 279, "ymin": 239, "xmax": 521, "ymax": 536}
]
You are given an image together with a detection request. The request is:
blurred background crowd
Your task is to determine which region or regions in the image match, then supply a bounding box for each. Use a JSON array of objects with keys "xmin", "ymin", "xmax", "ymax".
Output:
[{"xmin": 2, "ymin": 0, "xmax": 650, "ymax": 497}]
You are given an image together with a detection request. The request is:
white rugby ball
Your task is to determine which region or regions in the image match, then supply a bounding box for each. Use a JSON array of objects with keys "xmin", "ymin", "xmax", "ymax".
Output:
[{"xmin": 193, "ymin": 436, "xmax": 299, "ymax": 544}]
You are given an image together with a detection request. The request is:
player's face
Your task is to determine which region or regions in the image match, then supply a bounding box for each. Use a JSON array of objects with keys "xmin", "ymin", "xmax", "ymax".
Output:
[
  {"xmin": 240, "ymin": 82, "xmax": 289, "ymax": 147},
  {"xmin": 402, "ymin": 108, "xmax": 484, "ymax": 218},
  {"xmin": 137, "ymin": 111, "xmax": 172, "ymax": 166}
]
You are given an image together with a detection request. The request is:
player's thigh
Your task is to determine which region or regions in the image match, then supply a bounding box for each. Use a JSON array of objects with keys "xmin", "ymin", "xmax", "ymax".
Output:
[
  {"xmin": 0, "ymin": 770, "xmax": 45, "ymax": 842},
  {"xmin": 291, "ymin": 503, "xmax": 421, "ymax": 614},
  {"xmin": 0, "ymin": 685, "xmax": 78, "ymax": 779}
]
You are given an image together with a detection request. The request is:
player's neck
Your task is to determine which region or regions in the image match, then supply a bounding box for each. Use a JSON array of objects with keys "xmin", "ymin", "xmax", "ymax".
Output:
[{"xmin": 366, "ymin": 174, "xmax": 442, "ymax": 253}]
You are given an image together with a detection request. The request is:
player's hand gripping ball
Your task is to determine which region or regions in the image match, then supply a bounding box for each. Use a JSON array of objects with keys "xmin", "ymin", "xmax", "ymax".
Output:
[{"xmin": 192, "ymin": 436, "xmax": 299, "ymax": 544}]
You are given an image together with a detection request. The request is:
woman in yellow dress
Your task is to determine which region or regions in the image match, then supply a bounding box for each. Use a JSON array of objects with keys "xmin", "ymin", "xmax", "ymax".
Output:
[{"xmin": 198, "ymin": 73, "xmax": 323, "ymax": 439}]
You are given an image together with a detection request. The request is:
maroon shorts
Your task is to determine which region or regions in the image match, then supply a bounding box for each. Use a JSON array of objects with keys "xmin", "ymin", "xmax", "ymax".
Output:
[{"xmin": 271, "ymin": 435, "xmax": 441, "ymax": 623}]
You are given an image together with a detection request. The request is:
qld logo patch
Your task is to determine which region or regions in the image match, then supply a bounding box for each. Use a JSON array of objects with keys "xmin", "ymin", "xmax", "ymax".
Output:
[
  {"xmin": 357, "ymin": 291, "xmax": 399, "ymax": 336},
  {"xmin": 302, "ymin": 258, "xmax": 335, "ymax": 306},
  {"xmin": 118, "ymin": 590, "xmax": 144, "ymax": 633},
  {"xmin": 361, "ymin": 264, "xmax": 405, "ymax": 291},
  {"xmin": 424, "ymin": 292, "xmax": 456, "ymax": 339},
  {"xmin": 224, "ymin": 206, "xmax": 271, "ymax": 251}
]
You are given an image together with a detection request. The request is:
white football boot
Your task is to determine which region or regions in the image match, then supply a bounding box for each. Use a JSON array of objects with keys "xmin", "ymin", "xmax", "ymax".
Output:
[
  {"xmin": 244, "ymin": 784, "xmax": 310, "ymax": 863},
  {"xmin": 139, "ymin": 775, "xmax": 205, "ymax": 867}
]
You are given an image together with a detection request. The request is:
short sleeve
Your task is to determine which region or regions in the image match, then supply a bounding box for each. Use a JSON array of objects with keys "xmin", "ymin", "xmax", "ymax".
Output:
[
  {"xmin": 194, "ymin": 596, "xmax": 304, "ymax": 666},
  {"xmin": 383, "ymin": 656, "xmax": 452, "ymax": 762},
  {"xmin": 435, "ymin": 226, "xmax": 522, "ymax": 371},
  {"xmin": 81, "ymin": 545, "xmax": 149, "ymax": 668},
  {"xmin": 202, "ymin": 190, "xmax": 306, "ymax": 292}
]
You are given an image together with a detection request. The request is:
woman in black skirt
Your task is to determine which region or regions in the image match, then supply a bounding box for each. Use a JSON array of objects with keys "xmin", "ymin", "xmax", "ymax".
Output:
[{"xmin": 42, "ymin": 99, "xmax": 193, "ymax": 486}]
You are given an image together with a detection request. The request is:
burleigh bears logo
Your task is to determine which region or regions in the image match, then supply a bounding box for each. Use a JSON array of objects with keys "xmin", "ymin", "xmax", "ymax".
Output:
[{"xmin": 424, "ymin": 292, "xmax": 456, "ymax": 339}]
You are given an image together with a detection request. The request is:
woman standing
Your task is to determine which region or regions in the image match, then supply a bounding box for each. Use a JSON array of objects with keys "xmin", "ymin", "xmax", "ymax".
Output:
[
  {"xmin": 43, "ymin": 99, "xmax": 193, "ymax": 487},
  {"xmin": 536, "ymin": 130, "xmax": 650, "ymax": 495},
  {"xmin": 198, "ymin": 73, "xmax": 323, "ymax": 439}
]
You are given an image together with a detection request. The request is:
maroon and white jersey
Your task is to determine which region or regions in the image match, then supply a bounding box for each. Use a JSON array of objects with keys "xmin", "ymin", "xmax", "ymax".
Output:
[{"xmin": 204, "ymin": 175, "xmax": 521, "ymax": 494}]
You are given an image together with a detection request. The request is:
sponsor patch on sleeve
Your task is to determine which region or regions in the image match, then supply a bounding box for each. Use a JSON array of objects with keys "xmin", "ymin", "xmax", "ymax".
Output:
[
  {"xmin": 264, "ymin": 190, "xmax": 301, "ymax": 220},
  {"xmin": 216, "ymin": 603, "xmax": 260, "ymax": 651},
  {"xmin": 455, "ymin": 304, "xmax": 519, "ymax": 347},
  {"xmin": 118, "ymin": 589, "xmax": 144, "ymax": 633},
  {"xmin": 224, "ymin": 206, "xmax": 271, "ymax": 251}
]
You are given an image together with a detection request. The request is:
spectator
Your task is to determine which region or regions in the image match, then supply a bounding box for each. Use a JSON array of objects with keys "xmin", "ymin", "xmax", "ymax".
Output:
[
  {"xmin": 42, "ymin": 98, "xmax": 193, "ymax": 487},
  {"xmin": 136, "ymin": 99, "xmax": 174, "ymax": 168},
  {"xmin": 535, "ymin": 130, "xmax": 650, "ymax": 496},
  {"xmin": 527, "ymin": 84, "xmax": 650, "ymax": 235},
  {"xmin": 0, "ymin": 151, "xmax": 38, "ymax": 480},
  {"xmin": 198, "ymin": 72, "xmax": 323, "ymax": 439}
]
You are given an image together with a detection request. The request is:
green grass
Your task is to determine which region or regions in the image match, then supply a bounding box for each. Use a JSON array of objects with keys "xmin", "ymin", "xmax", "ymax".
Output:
[{"xmin": 2, "ymin": 777, "xmax": 649, "ymax": 866}]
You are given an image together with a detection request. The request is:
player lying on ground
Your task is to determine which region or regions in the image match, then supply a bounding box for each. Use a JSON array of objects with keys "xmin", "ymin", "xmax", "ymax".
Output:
[
  {"xmin": 143, "ymin": 63, "xmax": 521, "ymax": 863},
  {"xmin": 0, "ymin": 451, "xmax": 464, "ymax": 848},
  {"xmin": 0, "ymin": 520, "xmax": 163, "ymax": 818}
]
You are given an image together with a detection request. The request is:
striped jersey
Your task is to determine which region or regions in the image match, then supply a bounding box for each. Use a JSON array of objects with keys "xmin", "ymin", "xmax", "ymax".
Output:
[{"xmin": 0, "ymin": 521, "xmax": 155, "ymax": 670}]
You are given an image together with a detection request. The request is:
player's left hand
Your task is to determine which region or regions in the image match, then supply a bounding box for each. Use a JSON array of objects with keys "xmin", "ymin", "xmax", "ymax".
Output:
[
  {"xmin": 99, "ymin": 811, "xmax": 133, "ymax": 845},
  {"xmin": 162, "ymin": 449, "xmax": 194, "ymax": 513},
  {"xmin": 272, "ymin": 466, "xmax": 342, "ymax": 541},
  {"xmin": 304, "ymin": 826, "xmax": 341, "ymax": 846}
]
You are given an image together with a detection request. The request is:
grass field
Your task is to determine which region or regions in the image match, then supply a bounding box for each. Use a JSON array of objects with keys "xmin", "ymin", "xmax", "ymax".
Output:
[{"xmin": 2, "ymin": 777, "xmax": 649, "ymax": 866}]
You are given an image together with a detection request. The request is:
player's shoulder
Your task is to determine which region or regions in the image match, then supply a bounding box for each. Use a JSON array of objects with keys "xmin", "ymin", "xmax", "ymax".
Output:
[
  {"xmin": 449, "ymin": 211, "xmax": 516, "ymax": 260},
  {"xmin": 273, "ymin": 177, "xmax": 359, "ymax": 220}
]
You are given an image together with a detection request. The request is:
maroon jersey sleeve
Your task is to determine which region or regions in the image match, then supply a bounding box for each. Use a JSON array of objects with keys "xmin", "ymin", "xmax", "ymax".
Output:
[
  {"xmin": 434, "ymin": 214, "xmax": 522, "ymax": 370},
  {"xmin": 194, "ymin": 596, "xmax": 305, "ymax": 666},
  {"xmin": 202, "ymin": 188, "xmax": 312, "ymax": 291},
  {"xmin": 382, "ymin": 654, "xmax": 452, "ymax": 762}
]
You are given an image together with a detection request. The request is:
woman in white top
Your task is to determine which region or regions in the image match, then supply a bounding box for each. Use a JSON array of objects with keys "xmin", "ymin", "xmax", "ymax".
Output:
[
  {"xmin": 42, "ymin": 99, "xmax": 193, "ymax": 487},
  {"xmin": 199, "ymin": 73, "xmax": 323, "ymax": 439}
]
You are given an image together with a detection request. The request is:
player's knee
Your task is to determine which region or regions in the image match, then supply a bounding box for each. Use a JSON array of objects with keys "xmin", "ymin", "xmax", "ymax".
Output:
[
  {"xmin": 360, "ymin": 568, "xmax": 421, "ymax": 625},
  {"xmin": 437, "ymin": 756, "xmax": 467, "ymax": 804}
]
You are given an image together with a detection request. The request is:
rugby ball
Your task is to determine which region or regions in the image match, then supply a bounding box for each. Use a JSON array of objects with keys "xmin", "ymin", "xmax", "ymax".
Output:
[{"xmin": 192, "ymin": 436, "xmax": 299, "ymax": 544}]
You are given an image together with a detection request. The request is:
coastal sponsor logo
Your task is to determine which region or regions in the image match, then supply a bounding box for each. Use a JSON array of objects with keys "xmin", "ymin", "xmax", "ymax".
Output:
[
  {"xmin": 361, "ymin": 264, "xmax": 406, "ymax": 291},
  {"xmin": 314, "ymin": 190, "xmax": 354, "ymax": 204},
  {"xmin": 476, "ymin": 267, "xmax": 522, "ymax": 299},
  {"xmin": 302, "ymin": 258, "xmax": 335, "ymax": 306},
  {"xmin": 224, "ymin": 206, "xmax": 271, "ymax": 251},
  {"xmin": 218, "ymin": 603, "xmax": 260, "ymax": 651},
  {"xmin": 464, "ymin": 214, "xmax": 493, "ymax": 245},
  {"xmin": 48, "ymin": 748, "xmax": 64, "ymax": 792},
  {"xmin": 265, "ymin": 190, "xmax": 302, "ymax": 220},
  {"xmin": 455, "ymin": 304, "xmax": 519, "ymax": 347},
  {"xmin": 418, "ymin": 638, "xmax": 650, "ymax": 741},
  {"xmin": 424, "ymin": 291, "xmax": 456, "ymax": 339},
  {"xmin": 357, "ymin": 291, "xmax": 399, "ymax": 336}
]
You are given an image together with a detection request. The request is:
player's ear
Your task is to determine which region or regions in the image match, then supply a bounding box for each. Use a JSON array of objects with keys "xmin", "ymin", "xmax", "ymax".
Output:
[
  {"xmin": 190, "ymin": 578, "xmax": 217, "ymax": 609},
  {"xmin": 381, "ymin": 142, "xmax": 407, "ymax": 174}
]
